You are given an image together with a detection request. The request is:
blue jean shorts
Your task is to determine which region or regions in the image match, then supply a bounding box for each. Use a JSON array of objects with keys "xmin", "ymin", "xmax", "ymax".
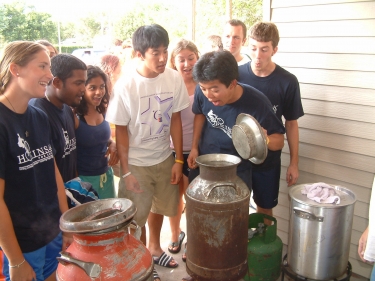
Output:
[{"xmin": 2, "ymin": 232, "xmax": 62, "ymax": 281}]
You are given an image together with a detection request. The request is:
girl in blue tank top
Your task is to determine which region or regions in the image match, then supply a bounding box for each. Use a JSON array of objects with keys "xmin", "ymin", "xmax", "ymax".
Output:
[{"xmin": 74, "ymin": 66, "xmax": 119, "ymax": 199}]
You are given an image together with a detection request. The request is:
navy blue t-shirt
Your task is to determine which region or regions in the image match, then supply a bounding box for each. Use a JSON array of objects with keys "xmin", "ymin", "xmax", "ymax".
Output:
[
  {"xmin": 193, "ymin": 83, "xmax": 285, "ymax": 181},
  {"xmin": 238, "ymin": 63, "xmax": 304, "ymax": 170},
  {"xmin": 29, "ymin": 98, "xmax": 77, "ymax": 182},
  {"xmin": 0, "ymin": 103, "xmax": 61, "ymax": 252}
]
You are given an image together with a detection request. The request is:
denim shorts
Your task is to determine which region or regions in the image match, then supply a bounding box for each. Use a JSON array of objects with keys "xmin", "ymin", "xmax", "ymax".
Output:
[{"xmin": 2, "ymin": 232, "xmax": 62, "ymax": 281}]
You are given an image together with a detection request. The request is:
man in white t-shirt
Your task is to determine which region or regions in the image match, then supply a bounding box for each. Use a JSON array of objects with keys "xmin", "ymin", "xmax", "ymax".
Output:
[
  {"xmin": 106, "ymin": 24, "xmax": 189, "ymax": 281},
  {"xmin": 223, "ymin": 19, "xmax": 251, "ymax": 66}
]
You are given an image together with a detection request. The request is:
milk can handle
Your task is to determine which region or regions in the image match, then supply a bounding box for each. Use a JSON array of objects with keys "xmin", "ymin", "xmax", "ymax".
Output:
[
  {"xmin": 128, "ymin": 219, "xmax": 142, "ymax": 240},
  {"xmin": 203, "ymin": 182, "xmax": 237, "ymax": 198},
  {"xmin": 57, "ymin": 251, "xmax": 102, "ymax": 278}
]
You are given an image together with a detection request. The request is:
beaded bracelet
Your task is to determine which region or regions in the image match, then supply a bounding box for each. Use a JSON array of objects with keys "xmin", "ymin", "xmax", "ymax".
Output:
[
  {"xmin": 9, "ymin": 259, "xmax": 25, "ymax": 268},
  {"xmin": 122, "ymin": 171, "xmax": 132, "ymax": 178}
]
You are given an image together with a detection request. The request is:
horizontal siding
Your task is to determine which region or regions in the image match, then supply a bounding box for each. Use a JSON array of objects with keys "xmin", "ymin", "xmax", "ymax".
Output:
[
  {"xmin": 272, "ymin": 1, "xmax": 375, "ymax": 22},
  {"xmin": 298, "ymin": 115, "xmax": 375, "ymax": 141},
  {"xmin": 278, "ymin": 37, "xmax": 375, "ymax": 54},
  {"xmin": 272, "ymin": 0, "xmax": 374, "ymax": 8},
  {"xmin": 302, "ymin": 100, "xmax": 375, "ymax": 123},
  {"xmin": 300, "ymin": 84, "xmax": 375, "ymax": 106},
  {"xmin": 267, "ymin": 0, "xmax": 374, "ymax": 277},
  {"xmin": 284, "ymin": 67, "xmax": 375, "ymax": 89},
  {"xmin": 349, "ymin": 256, "xmax": 372, "ymax": 278},
  {"xmin": 274, "ymin": 53, "xmax": 375, "ymax": 72},
  {"xmin": 299, "ymin": 128, "xmax": 375, "ymax": 157},
  {"xmin": 276, "ymin": 19, "xmax": 375, "ymax": 37},
  {"xmin": 283, "ymin": 141, "xmax": 375, "ymax": 173}
]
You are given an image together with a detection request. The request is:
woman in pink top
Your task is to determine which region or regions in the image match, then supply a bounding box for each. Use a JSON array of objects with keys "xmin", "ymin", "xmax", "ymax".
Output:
[{"xmin": 168, "ymin": 39, "xmax": 199, "ymax": 260}]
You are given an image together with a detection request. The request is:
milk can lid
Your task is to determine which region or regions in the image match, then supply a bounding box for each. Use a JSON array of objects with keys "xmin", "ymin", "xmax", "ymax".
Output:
[
  {"xmin": 60, "ymin": 198, "xmax": 137, "ymax": 233},
  {"xmin": 289, "ymin": 183, "xmax": 356, "ymax": 208},
  {"xmin": 232, "ymin": 113, "xmax": 268, "ymax": 164}
]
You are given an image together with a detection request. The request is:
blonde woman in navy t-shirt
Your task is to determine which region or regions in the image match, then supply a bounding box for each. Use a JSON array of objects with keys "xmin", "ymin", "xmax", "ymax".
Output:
[{"xmin": 0, "ymin": 41, "xmax": 71, "ymax": 281}]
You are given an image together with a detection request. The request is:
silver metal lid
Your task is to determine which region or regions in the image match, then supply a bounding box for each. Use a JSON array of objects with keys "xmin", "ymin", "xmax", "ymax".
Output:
[
  {"xmin": 232, "ymin": 113, "xmax": 268, "ymax": 164},
  {"xmin": 60, "ymin": 198, "xmax": 137, "ymax": 233},
  {"xmin": 289, "ymin": 183, "xmax": 356, "ymax": 208}
]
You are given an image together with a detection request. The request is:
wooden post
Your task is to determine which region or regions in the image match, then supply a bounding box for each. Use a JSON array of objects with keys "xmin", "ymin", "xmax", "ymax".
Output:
[
  {"xmin": 226, "ymin": 0, "xmax": 232, "ymax": 20},
  {"xmin": 189, "ymin": 0, "xmax": 196, "ymax": 41}
]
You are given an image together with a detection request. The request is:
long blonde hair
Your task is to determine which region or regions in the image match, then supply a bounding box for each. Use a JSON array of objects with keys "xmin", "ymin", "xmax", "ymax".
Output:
[
  {"xmin": 168, "ymin": 39, "xmax": 200, "ymax": 70},
  {"xmin": 0, "ymin": 41, "xmax": 47, "ymax": 94}
]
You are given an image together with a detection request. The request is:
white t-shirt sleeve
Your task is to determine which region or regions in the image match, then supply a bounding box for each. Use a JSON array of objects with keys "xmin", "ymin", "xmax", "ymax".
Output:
[
  {"xmin": 172, "ymin": 73, "xmax": 190, "ymax": 113},
  {"xmin": 106, "ymin": 78, "xmax": 131, "ymax": 126}
]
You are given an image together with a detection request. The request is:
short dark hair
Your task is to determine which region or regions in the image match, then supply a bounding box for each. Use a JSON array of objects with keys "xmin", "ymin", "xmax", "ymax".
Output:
[
  {"xmin": 51, "ymin": 54, "xmax": 87, "ymax": 83},
  {"xmin": 227, "ymin": 19, "xmax": 247, "ymax": 39},
  {"xmin": 75, "ymin": 65, "xmax": 109, "ymax": 116},
  {"xmin": 132, "ymin": 24, "xmax": 169, "ymax": 56},
  {"xmin": 193, "ymin": 51, "xmax": 238, "ymax": 87},
  {"xmin": 249, "ymin": 22, "xmax": 280, "ymax": 48}
]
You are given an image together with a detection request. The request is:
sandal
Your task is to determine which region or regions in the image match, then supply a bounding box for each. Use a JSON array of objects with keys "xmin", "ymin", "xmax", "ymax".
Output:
[
  {"xmin": 153, "ymin": 252, "xmax": 178, "ymax": 268},
  {"xmin": 153, "ymin": 268, "xmax": 161, "ymax": 281},
  {"xmin": 168, "ymin": 231, "xmax": 185, "ymax": 254},
  {"xmin": 182, "ymin": 243, "xmax": 187, "ymax": 262}
]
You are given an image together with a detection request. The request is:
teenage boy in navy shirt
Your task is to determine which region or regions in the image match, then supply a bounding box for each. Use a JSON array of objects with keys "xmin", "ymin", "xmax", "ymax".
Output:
[
  {"xmin": 187, "ymin": 51, "xmax": 285, "ymax": 191},
  {"xmin": 238, "ymin": 22, "xmax": 304, "ymax": 217}
]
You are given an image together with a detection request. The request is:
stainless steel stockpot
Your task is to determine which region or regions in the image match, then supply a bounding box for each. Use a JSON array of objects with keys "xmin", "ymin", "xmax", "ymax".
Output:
[{"xmin": 287, "ymin": 184, "xmax": 356, "ymax": 280}]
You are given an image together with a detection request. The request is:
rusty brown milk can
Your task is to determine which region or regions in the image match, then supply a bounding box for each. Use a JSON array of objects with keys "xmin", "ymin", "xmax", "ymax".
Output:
[{"xmin": 185, "ymin": 154, "xmax": 250, "ymax": 281}]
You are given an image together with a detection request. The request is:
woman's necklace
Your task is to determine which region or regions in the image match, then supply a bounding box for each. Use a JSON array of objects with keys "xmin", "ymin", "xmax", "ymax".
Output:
[
  {"xmin": 4, "ymin": 94, "xmax": 16, "ymax": 112},
  {"xmin": 3, "ymin": 94, "xmax": 29, "ymax": 137}
]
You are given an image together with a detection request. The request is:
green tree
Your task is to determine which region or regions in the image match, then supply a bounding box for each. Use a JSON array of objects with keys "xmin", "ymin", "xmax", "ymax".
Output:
[
  {"xmin": 113, "ymin": 3, "xmax": 187, "ymax": 43},
  {"xmin": 193, "ymin": 0, "xmax": 263, "ymax": 48},
  {"xmin": 24, "ymin": 11, "xmax": 57, "ymax": 42},
  {"xmin": 78, "ymin": 15, "xmax": 102, "ymax": 43},
  {"xmin": 0, "ymin": 1, "xmax": 57, "ymax": 43}
]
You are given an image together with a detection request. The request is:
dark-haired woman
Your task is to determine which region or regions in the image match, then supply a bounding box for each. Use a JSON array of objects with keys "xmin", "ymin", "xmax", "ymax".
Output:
[{"xmin": 74, "ymin": 65, "xmax": 119, "ymax": 199}]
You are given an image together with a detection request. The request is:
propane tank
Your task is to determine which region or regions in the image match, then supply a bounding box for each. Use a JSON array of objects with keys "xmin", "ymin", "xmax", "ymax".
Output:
[{"xmin": 244, "ymin": 213, "xmax": 282, "ymax": 281}]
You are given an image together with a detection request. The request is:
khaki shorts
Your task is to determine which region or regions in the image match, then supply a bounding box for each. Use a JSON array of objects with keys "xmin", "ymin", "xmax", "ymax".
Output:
[{"xmin": 118, "ymin": 154, "xmax": 179, "ymax": 227}]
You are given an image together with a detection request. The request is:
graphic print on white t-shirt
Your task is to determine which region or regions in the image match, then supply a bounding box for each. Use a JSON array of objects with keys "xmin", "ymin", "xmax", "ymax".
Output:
[
  {"xmin": 140, "ymin": 92, "xmax": 173, "ymax": 143},
  {"xmin": 206, "ymin": 109, "xmax": 232, "ymax": 138}
]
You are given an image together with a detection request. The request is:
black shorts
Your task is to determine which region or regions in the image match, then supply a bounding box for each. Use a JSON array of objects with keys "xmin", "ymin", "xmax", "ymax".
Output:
[{"xmin": 252, "ymin": 164, "xmax": 281, "ymax": 209}]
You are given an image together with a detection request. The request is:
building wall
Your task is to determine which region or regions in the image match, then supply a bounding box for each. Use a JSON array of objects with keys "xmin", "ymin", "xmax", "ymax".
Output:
[{"xmin": 262, "ymin": 0, "xmax": 375, "ymax": 278}]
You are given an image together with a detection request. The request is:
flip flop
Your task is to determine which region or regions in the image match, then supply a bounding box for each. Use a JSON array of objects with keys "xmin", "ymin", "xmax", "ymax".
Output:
[
  {"xmin": 153, "ymin": 268, "xmax": 161, "ymax": 281},
  {"xmin": 153, "ymin": 252, "xmax": 178, "ymax": 268},
  {"xmin": 168, "ymin": 231, "xmax": 185, "ymax": 254}
]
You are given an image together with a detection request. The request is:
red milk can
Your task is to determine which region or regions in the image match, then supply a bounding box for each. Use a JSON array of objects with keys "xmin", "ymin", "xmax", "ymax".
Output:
[{"xmin": 56, "ymin": 198, "xmax": 153, "ymax": 281}]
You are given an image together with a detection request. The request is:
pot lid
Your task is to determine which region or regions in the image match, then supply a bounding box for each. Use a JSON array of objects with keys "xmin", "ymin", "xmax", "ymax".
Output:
[
  {"xmin": 232, "ymin": 113, "xmax": 268, "ymax": 164},
  {"xmin": 289, "ymin": 183, "xmax": 356, "ymax": 208},
  {"xmin": 60, "ymin": 198, "xmax": 137, "ymax": 233}
]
